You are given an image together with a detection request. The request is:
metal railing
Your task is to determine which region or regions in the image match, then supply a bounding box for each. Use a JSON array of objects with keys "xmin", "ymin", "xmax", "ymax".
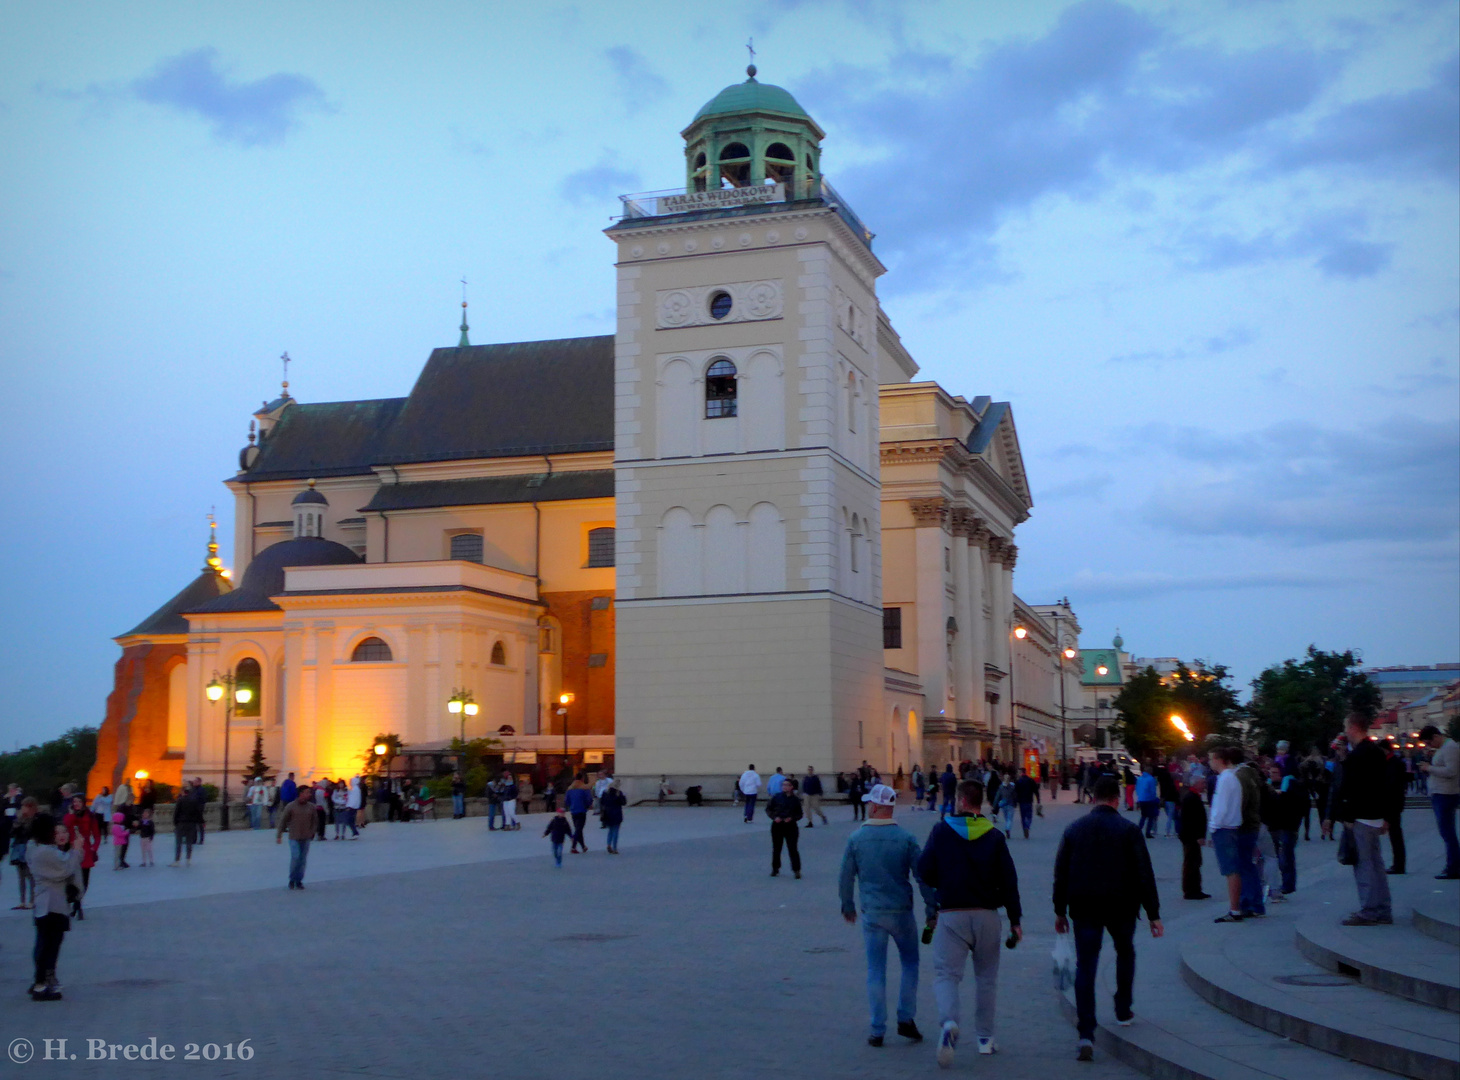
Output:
[{"xmin": 616, "ymin": 177, "xmax": 875, "ymax": 249}]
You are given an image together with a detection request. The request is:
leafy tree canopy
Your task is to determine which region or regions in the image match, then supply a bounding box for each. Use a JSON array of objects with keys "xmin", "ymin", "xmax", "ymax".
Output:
[
  {"xmin": 1110, "ymin": 662, "xmax": 1244, "ymax": 758},
  {"xmin": 1248, "ymin": 646, "xmax": 1380, "ymax": 756},
  {"xmin": 0, "ymin": 727, "xmax": 98, "ymax": 797}
]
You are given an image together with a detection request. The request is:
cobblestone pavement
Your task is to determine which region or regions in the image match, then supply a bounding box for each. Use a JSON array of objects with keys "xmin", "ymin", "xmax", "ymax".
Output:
[{"xmin": 0, "ymin": 795, "xmax": 1436, "ymax": 1079}]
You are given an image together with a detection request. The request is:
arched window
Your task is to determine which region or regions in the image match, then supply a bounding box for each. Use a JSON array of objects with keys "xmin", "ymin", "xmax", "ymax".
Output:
[
  {"xmin": 851, "ymin": 514, "xmax": 861, "ymax": 573},
  {"xmin": 234, "ymin": 657, "xmax": 262, "ymax": 717},
  {"xmin": 719, "ymin": 143, "xmax": 751, "ymax": 187},
  {"xmin": 490, "ymin": 641, "xmax": 507, "ymax": 666},
  {"xmin": 351, "ymin": 636, "xmax": 393, "ymax": 663},
  {"xmin": 450, "ymin": 532, "xmax": 484, "ymax": 563},
  {"xmin": 705, "ymin": 359, "xmax": 737, "ymax": 418},
  {"xmin": 719, "ymin": 142, "xmax": 750, "ymax": 160},
  {"xmin": 766, "ymin": 143, "xmax": 795, "ymax": 161},
  {"xmin": 587, "ymin": 527, "xmax": 615, "ymax": 567},
  {"xmin": 846, "ymin": 371, "xmax": 857, "ymax": 433}
]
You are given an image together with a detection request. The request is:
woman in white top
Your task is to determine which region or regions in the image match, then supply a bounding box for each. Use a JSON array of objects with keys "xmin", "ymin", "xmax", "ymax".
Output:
[
  {"xmin": 331, "ymin": 783, "xmax": 350, "ymax": 840},
  {"xmin": 27, "ymin": 813, "xmax": 82, "ymax": 1000}
]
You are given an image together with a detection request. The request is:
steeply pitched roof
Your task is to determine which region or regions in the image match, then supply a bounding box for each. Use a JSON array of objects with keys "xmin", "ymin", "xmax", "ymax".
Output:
[
  {"xmin": 235, "ymin": 337, "xmax": 615, "ymax": 483},
  {"xmin": 242, "ymin": 398, "xmax": 406, "ymax": 481},
  {"xmin": 360, "ymin": 470, "xmax": 614, "ymax": 512},
  {"xmin": 373, "ymin": 337, "xmax": 614, "ymax": 464},
  {"xmin": 120, "ymin": 570, "xmax": 232, "ymax": 638}
]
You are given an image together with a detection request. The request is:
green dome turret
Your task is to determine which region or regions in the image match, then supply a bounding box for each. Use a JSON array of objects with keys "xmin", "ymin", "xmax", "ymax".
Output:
[{"xmin": 683, "ymin": 66, "xmax": 824, "ymax": 198}]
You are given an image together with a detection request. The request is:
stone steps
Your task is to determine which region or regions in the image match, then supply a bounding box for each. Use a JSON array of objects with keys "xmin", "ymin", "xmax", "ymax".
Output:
[
  {"xmin": 1180, "ymin": 935, "xmax": 1460, "ymax": 1080},
  {"xmin": 1413, "ymin": 890, "xmax": 1460, "ymax": 946},
  {"xmin": 1059, "ymin": 974, "xmax": 1399, "ymax": 1080},
  {"xmin": 1295, "ymin": 916, "xmax": 1459, "ymax": 1011}
]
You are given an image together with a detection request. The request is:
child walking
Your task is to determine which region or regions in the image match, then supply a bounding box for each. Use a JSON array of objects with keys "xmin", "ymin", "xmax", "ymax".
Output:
[
  {"xmin": 544, "ymin": 809, "xmax": 572, "ymax": 868},
  {"xmin": 111, "ymin": 811, "xmax": 131, "ymax": 869},
  {"xmin": 138, "ymin": 809, "xmax": 156, "ymax": 867}
]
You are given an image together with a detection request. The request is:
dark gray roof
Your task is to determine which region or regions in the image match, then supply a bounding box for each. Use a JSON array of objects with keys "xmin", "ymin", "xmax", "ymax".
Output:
[
  {"xmin": 360, "ymin": 470, "xmax": 614, "ymax": 512},
  {"xmin": 241, "ymin": 398, "xmax": 406, "ymax": 481},
  {"xmin": 292, "ymin": 487, "xmax": 329, "ymax": 505},
  {"xmin": 236, "ymin": 336, "xmax": 614, "ymax": 483},
  {"xmin": 186, "ymin": 537, "xmax": 363, "ymax": 615},
  {"xmin": 373, "ymin": 337, "xmax": 614, "ymax": 464},
  {"xmin": 120, "ymin": 570, "xmax": 232, "ymax": 638}
]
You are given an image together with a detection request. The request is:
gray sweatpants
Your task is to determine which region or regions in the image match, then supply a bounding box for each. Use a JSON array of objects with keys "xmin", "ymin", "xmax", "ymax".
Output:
[{"xmin": 932, "ymin": 908, "xmax": 1003, "ymax": 1038}]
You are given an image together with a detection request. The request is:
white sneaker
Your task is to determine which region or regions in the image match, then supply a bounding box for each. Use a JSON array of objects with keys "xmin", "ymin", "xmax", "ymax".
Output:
[
  {"xmin": 978, "ymin": 1036, "xmax": 997, "ymax": 1054},
  {"xmin": 937, "ymin": 1022, "xmax": 958, "ymax": 1068},
  {"xmin": 1116, "ymin": 1015, "xmax": 1134, "ymax": 1027}
]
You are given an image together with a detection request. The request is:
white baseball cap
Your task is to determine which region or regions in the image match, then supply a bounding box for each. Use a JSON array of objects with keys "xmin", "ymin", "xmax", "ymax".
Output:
[{"xmin": 862, "ymin": 783, "xmax": 897, "ymax": 806}]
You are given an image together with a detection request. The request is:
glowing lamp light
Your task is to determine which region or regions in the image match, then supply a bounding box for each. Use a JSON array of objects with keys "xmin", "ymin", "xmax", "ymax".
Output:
[
  {"xmin": 464, "ymin": 702, "xmax": 479, "ymax": 717},
  {"xmin": 205, "ymin": 679, "xmax": 224, "ymax": 702},
  {"xmin": 134, "ymin": 770, "xmax": 149, "ymax": 780},
  {"xmin": 1096, "ymin": 665, "xmax": 1109, "ymax": 676},
  {"xmin": 1013, "ymin": 626, "xmax": 1028, "ymax": 640},
  {"xmin": 559, "ymin": 692, "xmax": 575, "ymax": 705},
  {"xmin": 1170, "ymin": 714, "xmax": 1195, "ymax": 741},
  {"xmin": 374, "ymin": 743, "xmax": 389, "ymax": 757},
  {"xmin": 234, "ymin": 686, "xmax": 253, "ymax": 705},
  {"xmin": 447, "ymin": 698, "xmax": 463, "ymax": 714},
  {"xmin": 1063, "ymin": 647, "xmax": 1077, "ymax": 659}
]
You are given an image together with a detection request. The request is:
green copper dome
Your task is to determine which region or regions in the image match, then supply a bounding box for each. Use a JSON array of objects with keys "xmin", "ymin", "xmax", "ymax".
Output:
[{"xmin": 693, "ymin": 68, "xmax": 810, "ymax": 123}]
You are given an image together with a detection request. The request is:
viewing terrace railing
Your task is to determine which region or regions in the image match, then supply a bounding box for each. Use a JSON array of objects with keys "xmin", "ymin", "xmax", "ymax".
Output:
[{"xmin": 616, "ymin": 177, "xmax": 874, "ymax": 250}]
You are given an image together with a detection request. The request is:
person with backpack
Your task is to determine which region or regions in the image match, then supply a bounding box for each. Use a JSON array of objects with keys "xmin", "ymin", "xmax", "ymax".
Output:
[
  {"xmin": 1054, "ymin": 775, "xmax": 1163, "ymax": 1063},
  {"xmin": 917, "ymin": 778, "xmax": 1022, "ymax": 1069}
]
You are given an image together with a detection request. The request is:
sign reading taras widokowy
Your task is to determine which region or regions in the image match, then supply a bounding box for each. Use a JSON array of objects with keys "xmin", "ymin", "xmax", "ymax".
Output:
[{"xmin": 658, "ymin": 183, "xmax": 785, "ymax": 214}]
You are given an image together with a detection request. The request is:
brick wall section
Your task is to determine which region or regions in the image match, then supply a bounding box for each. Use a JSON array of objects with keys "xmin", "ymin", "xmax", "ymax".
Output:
[
  {"xmin": 542, "ymin": 590, "xmax": 615, "ymax": 736},
  {"xmin": 88, "ymin": 642, "xmax": 188, "ymax": 795}
]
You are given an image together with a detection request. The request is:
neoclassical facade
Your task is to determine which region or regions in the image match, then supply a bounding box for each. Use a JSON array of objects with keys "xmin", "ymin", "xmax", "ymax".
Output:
[{"xmin": 89, "ymin": 69, "xmax": 1072, "ymax": 800}]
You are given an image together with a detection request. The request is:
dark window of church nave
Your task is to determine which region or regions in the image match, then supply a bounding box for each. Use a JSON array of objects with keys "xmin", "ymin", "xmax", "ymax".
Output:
[
  {"xmin": 234, "ymin": 657, "xmax": 262, "ymax": 717},
  {"xmin": 450, "ymin": 532, "xmax": 484, "ymax": 562},
  {"xmin": 705, "ymin": 359, "xmax": 738, "ymax": 418},
  {"xmin": 883, "ymin": 607, "xmax": 902, "ymax": 650},
  {"xmin": 587, "ymin": 527, "xmax": 616, "ymax": 567},
  {"xmin": 351, "ymin": 637, "xmax": 393, "ymax": 663},
  {"xmin": 490, "ymin": 641, "xmax": 507, "ymax": 666}
]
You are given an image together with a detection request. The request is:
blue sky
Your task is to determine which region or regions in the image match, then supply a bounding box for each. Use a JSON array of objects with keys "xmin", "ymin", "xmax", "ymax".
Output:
[{"xmin": 1, "ymin": 0, "xmax": 1456, "ymax": 748}]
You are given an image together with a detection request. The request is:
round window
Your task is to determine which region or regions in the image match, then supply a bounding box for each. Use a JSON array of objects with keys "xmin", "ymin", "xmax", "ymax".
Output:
[{"xmin": 709, "ymin": 292, "xmax": 733, "ymax": 320}]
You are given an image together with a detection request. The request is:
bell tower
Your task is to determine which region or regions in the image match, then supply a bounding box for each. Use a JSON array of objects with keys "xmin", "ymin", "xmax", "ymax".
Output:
[{"xmin": 609, "ymin": 71, "xmax": 886, "ymax": 799}]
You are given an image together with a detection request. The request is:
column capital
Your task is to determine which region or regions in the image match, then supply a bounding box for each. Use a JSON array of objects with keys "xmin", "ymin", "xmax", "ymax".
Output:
[
  {"xmin": 986, "ymin": 535, "xmax": 1007, "ymax": 562},
  {"xmin": 968, "ymin": 520, "xmax": 991, "ymax": 547},
  {"xmin": 949, "ymin": 507, "xmax": 977, "ymax": 537},
  {"xmin": 1002, "ymin": 542, "xmax": 1019, "ymax": 569},
  {"xmin": 908, "ymin": 497, "xmax": 950, "ymax": 528}
]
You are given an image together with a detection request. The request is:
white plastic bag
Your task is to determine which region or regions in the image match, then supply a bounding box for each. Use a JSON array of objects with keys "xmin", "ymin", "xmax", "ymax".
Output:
[{"xmin": 1051, "ymin": 932, "xmax": 1076, "ymax": 991}]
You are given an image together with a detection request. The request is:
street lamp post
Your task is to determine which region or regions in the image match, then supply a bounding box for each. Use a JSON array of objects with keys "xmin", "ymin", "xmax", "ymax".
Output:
[
  {"xmin": 205, "ymin": 671, "xmax": 254, "ymax": 831},
  {"xmin": 1011, "ymin": 624, "xmax": 1027, "ymax": 765},
  {"xmin": 557, "ymin": 692, "xmax": 574, "ymax": 767},
  {"xmin": 447, "ymin": 688, "xmax": 479, "ymax": 768}
]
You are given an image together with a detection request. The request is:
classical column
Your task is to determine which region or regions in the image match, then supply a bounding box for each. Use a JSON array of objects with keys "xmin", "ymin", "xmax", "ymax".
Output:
[
  {"xmin": 966, "ymin": 521, "xmax": 990, "ymax": 735},
  {"xmin": 908, "ymin": 497, "xmax": 951, "ymax": 728},
  {"xmin": 1001, "ymin": 543, "xmax": 1019, "ymax": 758},
  {"xmin": 948, "ymin": 508, "xmax": 974, "ymax": 727}
]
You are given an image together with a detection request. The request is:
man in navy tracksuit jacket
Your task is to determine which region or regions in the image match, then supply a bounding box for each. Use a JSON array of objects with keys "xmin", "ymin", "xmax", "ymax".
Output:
[
  {"xmin": 916, "ymin": 778, "xmax": 1022, "ymax": 1068},
  {"xmin": 1054, "ymin": 775, "xmax": 1163, "ymax": 1061}
]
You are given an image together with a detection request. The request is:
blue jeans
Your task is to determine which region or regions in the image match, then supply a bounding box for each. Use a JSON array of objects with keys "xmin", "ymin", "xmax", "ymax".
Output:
[
  {"xmin": 552, "ymin": 842, "xmax": 563, "ymax": 867},
  {"xmin": 607, "ymin": 823, "xmax": 621, "ymax": 849},
  {"xmin": 940, "ymin": 793, "xmax": 954, "ymax": 815},
  {"xmin": 1019, "ymin": 803, "xmax": 1034, "ymax": 833},
  {"xmin": 488, "ymin": 803, "xmax": 500, "ymax": 829},
  {"xmin": 1162, "ymin": 801, "xmax": 1177, "ymax": 835},
  {"xmin": 1274, "ymin": 828, "xmax": 1297, "ymax": 894},
  {"xmin": 288, "ymin": 838, "xmax": 310, "ymax": 885},
  {"xmin": 742, "ymin": 794, "xmax": 757, "ymax": 822},
  {"xmin": 247, "ymin": 805, "xmax": 262, "ymax": 830},
  {"xmin": 862, "ymin": 910, "xmax": 920, "ymax": 1037},
  {"xmin": 1001, "ymin": 804, "xmax": 1015, "ymax": 833},
  {"xmin": 1073, "ymin": 910, "xmax": 1136, "ymax": 1041},
  {"xmin": 1236, "ymin": 829, "xmax": 1264, "ymax": 915},
  {"xmin": 1138, "ymin": 801, "xmax": 1160, "ymax": 837},
  {"xmin": 1433, "ymin": 793, "xmax": 1460, "ymax": 875},
  {"xmin": 452, "ymin": 794, "xmax": 465, "ymax": 818}
]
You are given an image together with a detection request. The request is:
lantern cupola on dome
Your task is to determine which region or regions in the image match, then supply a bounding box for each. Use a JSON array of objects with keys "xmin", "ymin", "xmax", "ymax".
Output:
[
  {"xmin": 683, "ymin": 65, "xmax": 824, "ymax": 198},
  {"xmin": 292, "ymin": 480, "xmax": 328, "ymax": 539}
]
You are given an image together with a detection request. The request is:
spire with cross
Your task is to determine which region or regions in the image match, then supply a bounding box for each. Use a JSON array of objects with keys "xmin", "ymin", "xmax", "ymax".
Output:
[
  {"xmin": 746, "ymin": 37, "xmax": 757, "ymax": 79},
  {"xmin": 280, "ymin": 351, "xmax": 292, "ymax": 397},
  {"xmin": 459, "ymin": 277, "xmax": 471, "ymax": 347}
]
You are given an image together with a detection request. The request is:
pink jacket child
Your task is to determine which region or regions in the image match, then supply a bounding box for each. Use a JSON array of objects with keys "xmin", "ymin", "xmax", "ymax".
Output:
[{"xmin": 111, "ymin": 812, "xmax": 130, "ymax": 845}]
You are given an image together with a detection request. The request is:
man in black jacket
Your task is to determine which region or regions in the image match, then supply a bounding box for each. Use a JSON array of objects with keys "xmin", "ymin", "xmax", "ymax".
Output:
[
  {"xmin": 1177, "ymin": 777, "xmax": 1209, "ymax": 899},
  {"xmin": 917, "ymin": 779, "xmax": 1021, "ymax": 1068},
  {"xmin": 1054, "ymin": 776, "xmax": 1163, "ymax": 1062},
  {"xmin": 1323, "ymin": 714, "xmax": 1392, "ymax": 925},
  {"xmin": 766, "ymin": 782, "xmax": 803, "ymax": 879},
  {"xmin": 1383, "ymin": 741, "xmax": 1408, "ymax": 874}
]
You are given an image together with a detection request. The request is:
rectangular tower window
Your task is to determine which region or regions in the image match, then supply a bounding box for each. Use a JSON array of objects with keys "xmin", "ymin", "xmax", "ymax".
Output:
[
  {"xmin": 450, "ymin": 532, "xmax": 484, "ymax": 562},
  {"xmin": 883, "ymin": 607, "xmax": 903, "ymax": 650},
  {"xmin": 587, "ymin": 527, "xmax": 616, "ymax": 567}
]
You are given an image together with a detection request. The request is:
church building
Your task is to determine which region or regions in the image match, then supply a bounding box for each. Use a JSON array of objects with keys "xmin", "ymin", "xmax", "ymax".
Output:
[{"xmin": 89, "ymin": 68, "xmax": 1072, "ymax": 802}]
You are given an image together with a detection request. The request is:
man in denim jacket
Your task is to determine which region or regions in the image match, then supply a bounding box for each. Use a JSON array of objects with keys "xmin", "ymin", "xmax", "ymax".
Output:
[{"xmin": 839, "ymin": 783, "xmax": 936, "ymax": 1048}]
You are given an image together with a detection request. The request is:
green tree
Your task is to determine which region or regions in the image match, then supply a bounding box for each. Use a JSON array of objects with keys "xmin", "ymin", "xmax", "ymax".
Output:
[
  {"xmin": 239, "ymin": 729, "xmax": 273, "ymax": 787},
  {"xmin": 1248, "ymin": 647, "xmax": 1380, "ymax": 755},
  {"xmin": 0, "ymin": 727, "xmax": 98, "ymax": 797},
  {"xmin": 362, "ymin": 733, "xmax": 406, "ymax": 775},
  {"xmin": 1109, "ymin": 663, "xmax": 1244, "ymax": 757}
]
